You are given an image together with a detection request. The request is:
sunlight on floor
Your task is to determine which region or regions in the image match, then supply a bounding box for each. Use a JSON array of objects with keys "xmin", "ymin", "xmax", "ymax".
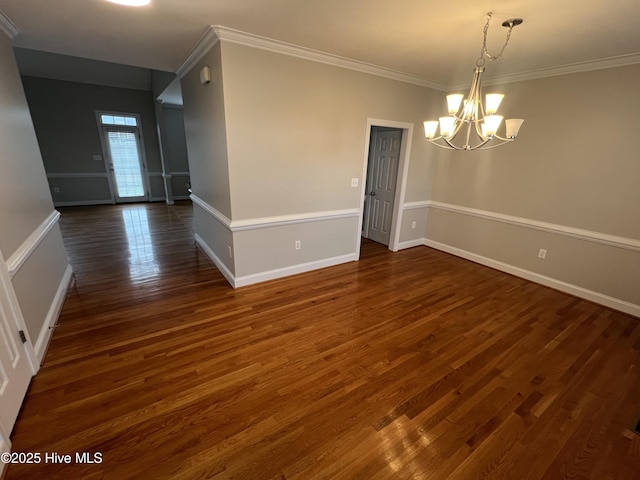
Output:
[{"xmin": 122, "ymin": 207, "xmax": 159, "ymax": 281}]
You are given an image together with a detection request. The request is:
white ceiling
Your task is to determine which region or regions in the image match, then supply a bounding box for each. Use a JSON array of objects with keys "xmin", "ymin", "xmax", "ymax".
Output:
[{"xmin": 1, "ymin": 0, "xmax": 639, "ymax": 88}]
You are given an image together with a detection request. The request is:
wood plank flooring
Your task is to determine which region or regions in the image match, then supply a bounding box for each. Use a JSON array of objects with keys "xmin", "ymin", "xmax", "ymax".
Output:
[{"xmin": 6, "ymin": 202, "xmax": 640, "ymax": 479}]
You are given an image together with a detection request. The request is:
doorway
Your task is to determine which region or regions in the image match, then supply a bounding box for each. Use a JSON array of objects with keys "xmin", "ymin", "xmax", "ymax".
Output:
[
  {"xmin": 363, "ymin": 127, "xmax": 402, "ymax": 246},
  {"xmin": 357, "ymin": 119, "xmax": 413, "ymax": 256},
  {"xmin": 97, "ymin": 112, "xmax": 149, "ymax": 203}
]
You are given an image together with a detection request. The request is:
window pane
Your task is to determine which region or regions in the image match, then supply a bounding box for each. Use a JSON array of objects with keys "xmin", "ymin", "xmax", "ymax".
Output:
[
  {"xmin": 100, "ymin": 114, "xmax": 138, "ymax": 126},
  {"xmin": 107, "ymin": 131, "xmax": 144, "ymax": 198}
]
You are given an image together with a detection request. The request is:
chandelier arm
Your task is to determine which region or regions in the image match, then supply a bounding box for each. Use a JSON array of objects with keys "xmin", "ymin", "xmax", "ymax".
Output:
[
  {"xmin": 442, "ymin": 137, "xmax": 466, "ymax": 150},
  {"xmin": 487, "ymin": 133, "xmax": 515, "ymax": 143},
  {"xmin": 448, "ymin": 117, "xmax": 466, "ymax": 140},
  {"xmin": 476, "ymin": 138, "xmax": 512, "ymax": 150}
]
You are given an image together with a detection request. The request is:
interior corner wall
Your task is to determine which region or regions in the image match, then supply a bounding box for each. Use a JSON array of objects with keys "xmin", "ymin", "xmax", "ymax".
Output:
[
  {"xmin": 181, "ymin": 42, "xmax": 234, "ymax": 276},
  {"xmin": 21, "ymin": 76, "xmax": 165, "ymax": 206},
  {"xmin": 220, "ymin": 41, "xmax": 439, "ymax": 282},
  {"xmin": 425, "ymin": 64, "xmax": 640, "ymax": 315},
  {"xmin": 0, "ymin": 33, "xmax": 71, "ymax": 353}
]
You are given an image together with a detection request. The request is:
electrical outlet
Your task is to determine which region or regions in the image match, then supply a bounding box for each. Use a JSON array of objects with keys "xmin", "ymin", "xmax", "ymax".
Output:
[
  {"xmin": 228, "ymin": 245, "xmax": 233, "ymax": 258},
  {"xmin": 351, "ymin": 178, "xmax": 359, "ymax": 188},
  {"xmin": 295, "ymin": 240, "xmax": 301, "ymax": 250},
  {"xmin": 538, "ymin": 248, "xmax": 547, "ymax": 259},
  {"xmin": 411, "ymin": 221, "xmax": 417, "ymax": 229},
  {"xmin": 53, "ymin": 186, "xmax": 60, "ymax": 193}
]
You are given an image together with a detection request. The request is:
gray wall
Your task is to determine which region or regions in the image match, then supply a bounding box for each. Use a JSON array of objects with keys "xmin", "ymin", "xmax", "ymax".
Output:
[
  {"xmin": 160, "ymin": 106, "xmax": 191, "ymax": 199},
  {"xmin": 0, "ymin": 33, "xmax": 70, "ymax": 351},
  {"xmin": 181, "ymin": 36, "xmax": 639, "ymax": 315},
  {"xmin": 182, "ymin": 39, "xmax": 438, "ymax": 283},
  {"xmin": 426, "ymin": 65, "xmax": 640, "ymax": 312},
  {"xmin": 21, "ymin": 76, "xmax": 165, "ymax": 205}
]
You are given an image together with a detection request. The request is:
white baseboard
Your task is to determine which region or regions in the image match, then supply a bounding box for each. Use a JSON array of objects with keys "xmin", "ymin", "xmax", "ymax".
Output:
[
  {"xmin": 397, "ymin": 238, "xmax": 427, "ymax": 250},
  {"xmin": 53, "ymin": 200, "xmax": 113, "ymax": 207},
  {"xmin": 34, "ymin": 264, "xmax": 73, "ymax": 364},
  {"xmin": 195, "ymin": 233, "xmax": 357, "ymax": 288},
  {"xmin": 234, "ymin": 253, "xmax": 357, "ymax": 288},
  {"xmin": 423, "ymin": 238, "xmax": 640, "ymax": 318},
  {"xmin": 194, "ymin": 234, "xmax": 236, "ymax": 287}
]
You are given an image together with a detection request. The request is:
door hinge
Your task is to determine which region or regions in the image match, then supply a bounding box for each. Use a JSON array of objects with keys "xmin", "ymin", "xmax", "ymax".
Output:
[{"xmin": 19, "ymin": 330, "xmax": 27, "ymax": 343}]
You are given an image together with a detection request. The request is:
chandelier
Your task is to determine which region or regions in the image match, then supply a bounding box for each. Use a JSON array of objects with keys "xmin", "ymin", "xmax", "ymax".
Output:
[{"xmin": 424, "ymin": 13, "xmax": 524, "ymax": 151}]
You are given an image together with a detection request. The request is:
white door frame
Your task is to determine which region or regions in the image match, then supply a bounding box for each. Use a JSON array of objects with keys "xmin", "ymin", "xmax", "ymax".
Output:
[
  {"xmin": 0, "ymin": 245, "xmax": 39, "ymax": 464},
  {"xmin": 356, "ymin": 118, "xmax": 414, "ymax": 258}
]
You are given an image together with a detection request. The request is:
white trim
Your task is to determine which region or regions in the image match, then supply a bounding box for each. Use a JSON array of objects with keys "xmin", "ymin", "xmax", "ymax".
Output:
[
  {"xmin": 211, "ymin": 26, "xmax": 446, "ymax": 90},
  {"xmin": 422, "ymin": 238, "xmax": 640, "ymax": 318},
  {"xmin": 177, "ymin": 26, "xmax": 640, "ymax": 91},
  {"xmin": 358, "ymin": 119, "xmax": 415, "ymax": 256},
  {"xmin": 427, "ymin": 201, "xmax": 640, "ymax": 252},
  {"xmin": 194, "ymin": 233, "xmax": 236, "ymax": 287},
  {"xmin": 34, "ymin": 265, "xmax": 73, "ymax": 364},
  {"xmin": 53, "ymin": 200, "xmax": 113, "ymax": 207},
  {"xmin": 397, "ymin": 238, "xmax": 427, "ymax": 250},
  {"xmin": 176, "ymin": 27, "xmax": 220, "ymax": 78},
  {"xmin": 176, "ymin": 25, "xmax": 446, "ymax": 89},
  {"xmin": 190, "ymin": 194, "xmax": 358, "ymax": 232},
  {"xmin": 0, "ymin": 9, "xmax": 19, "ymax": 39},
  {"xmin": 452, "ymin": 52, "xmax": 640, "ymax": 91},
  {"xmin": 403, "ymin": 201, "xmax": 430, "ymax": 210},
  {"xmin": 190, "ymin": 194, "xmax": 232, "ymax": 228},
  {"xmin": 7, "ymin": 211, "xmax": 60, "ymax": 279},
  {"xmin": 231, "ymin": 209, "xmax": 359, "ymax": 231},
  {"xmin": 234, "ymin": 253, "xmax": 357, "ymax": 288},
  {"xmin": 47, "ymin": 172, "xmax": 108, "ymax": 179}
]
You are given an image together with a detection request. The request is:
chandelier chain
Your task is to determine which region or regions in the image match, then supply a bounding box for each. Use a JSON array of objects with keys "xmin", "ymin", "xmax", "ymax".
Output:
[{"xmin": 477, "ymin": 12, "xmax": 514, "ymax": 66}]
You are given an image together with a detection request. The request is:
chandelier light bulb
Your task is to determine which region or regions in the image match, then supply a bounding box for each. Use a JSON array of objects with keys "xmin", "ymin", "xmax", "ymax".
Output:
[
  {"xmin": 485, "ymin": 93, "xmax": 504, "ymax": 115},
  {"xmin": 439, "ymin": 116, "xmax": 456, "ymax": 137},
  {"xmin": 446, "ymin": 94, "xmax": 464, "ymax": 115},
  {"xmin": 483, "ymin": 115, "xmax": 503, "ymax": 136},
  {"xmin": 424, "ymin": 121, "xmax": 439, "ymax": 139}
]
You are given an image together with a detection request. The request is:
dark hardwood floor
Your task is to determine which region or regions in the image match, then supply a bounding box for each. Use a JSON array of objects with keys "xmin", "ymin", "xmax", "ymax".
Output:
[{"xmin": 7, "ymin": 201, "xmax": 640, "ymax": 479}]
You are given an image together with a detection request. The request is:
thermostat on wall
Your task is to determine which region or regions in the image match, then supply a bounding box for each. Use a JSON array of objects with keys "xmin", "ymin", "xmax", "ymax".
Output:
[{"xmin": 200, "ymin": 66, "xmax": 211, "ymax": 84}]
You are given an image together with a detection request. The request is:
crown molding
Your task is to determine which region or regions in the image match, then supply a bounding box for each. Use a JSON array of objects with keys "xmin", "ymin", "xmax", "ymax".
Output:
[
  {"xmin": 176, "ymin": 25, "xmax": 447, "ymax": 90},
  {"xmin": 0, "ymin": 9, "xmax": 19, "ymax": 39},
  {"xmin": 448, "ymin": 52, "xmax": 640, "ymax": 91},
  {"xmin": 177, "ymin": 25, "xmax": 640, "ymax": 91},
  {"xmin": 176, "ymin": 26, "xmax": 219, "ymax": 78},
  {"xmin": 211, "ymin": 25, "xmax": 447, "ymax": 90}
]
